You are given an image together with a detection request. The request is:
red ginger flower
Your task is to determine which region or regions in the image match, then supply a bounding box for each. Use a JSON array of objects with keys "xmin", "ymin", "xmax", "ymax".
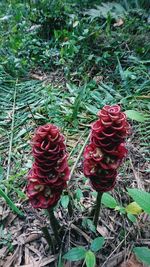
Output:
[
  {"xmin": 83, "ymin": 105, "xmax": 130, "ymax": 192},
  {"xmin": 26, "ymin": 124, "xmax": 70, "ymax": 209}
]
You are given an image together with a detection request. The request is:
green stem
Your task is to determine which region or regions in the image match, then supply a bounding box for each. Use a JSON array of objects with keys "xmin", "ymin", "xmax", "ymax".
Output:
[
  {"xmin": 41, "ymin": 226, "xmax": 52, "ymax": 249},
  {"xmin": 67, "ymin": 190, "xmax": 74, "ymax": 218},
  {"xmin": 47, "ymin": 208, "xmax": 61, "ymax": 245},
  {"xmin": 93, "ymin": 192, "xmax": 103, "ymax": 227},
  {"xmin": 68, "ymin": 198, "xmax": 73, "ymax": 217}
]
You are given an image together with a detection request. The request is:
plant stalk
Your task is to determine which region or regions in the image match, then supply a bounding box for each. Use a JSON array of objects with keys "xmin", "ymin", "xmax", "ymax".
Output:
[
  {"xmin": 47, "ymin": 208, "xmax": 61, "ymax": 245},
  {"xmin": 93, "ymin": 192, "xmax": 103, "ymax": 227},
  {"xmin": 41, "ymin": 225, "xmax": 52, "ymax": 249}
]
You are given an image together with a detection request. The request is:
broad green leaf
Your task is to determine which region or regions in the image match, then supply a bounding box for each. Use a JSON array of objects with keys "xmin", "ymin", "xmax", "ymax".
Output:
[
  {"xmin": 127, "ymin": 188, "xmax": 150, "ymax": 215},
  {"xmin": 133, "ymin": 247, "xmax": 150, "ymax": 265},
  {"xmin": 85, "ymin": 250, "xmax": 96, "ymax": 267},
  {"xmin": 0, "ymin": 187, "xmax": 24, "ymax": 218},
  {"xmin": 63, "ymin": 247, "xmax": 86, "ymax": 261},
  {"xmin": 90, "ymin": 237, "xmax": 105, "ymax": 252},
  {"xmin": 127, "ymin": 213, "xmax": 137, "ymax": 223},
  {"xmin": 82, "ymin": 218, "xmax": 96, "ymax": 233},
  {"xmin": 125, "ymin": 202, "xmax": 142, "ymax": 215},
  {"xmin": 76, "ymin": 188, "xmax": 83, "ymax": 201},
  {"xmin": 86, "ymin": 219, "xmax": 96, "ymax": 233},
  {"xmin": 61, "ymin": 195, "xmax": 69, "ymax": 209},
  {"xmin": 125, "ymin": 110, "xmax": 145, "ymax": 122},
  {"xmin": 102, "ymin": 193, "xmax": 118, "ymax": 209}
]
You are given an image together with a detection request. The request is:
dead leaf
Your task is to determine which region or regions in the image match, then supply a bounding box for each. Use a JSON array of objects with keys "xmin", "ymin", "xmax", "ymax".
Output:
[
  {"xmin": 17, "ymin": 255, "xmax": 57, "ymax": 267},
  {"xmin": 24, "ymin": 247, "xmax": 30, "ymax": 265},
  {"xmin": 3, "ymin": 246, "xmax": 20, "ymax": 267},
  {"xmin": 71, "ymin": 224, "xmax": 91, "ymax": 242},
  {"xmin": 114, "ymin": 18, "xmax": 124, "ymax": 27},
  {"xmin": 25, "ymin": 244, "xmax": 41, "ymax": 257},
  {"xmin": 0, "ymin": 247, "xmax": 8, "ymax": 259},
  {"xmin": 14, "ymin": 246, "xmax": 22, "ymax": 266},
  {"xmin": 93, "ymin": 75, "xmax": 103, "ymax": 84},
  {"xmin": 104, "ymin": 251, "xmax": 125, "ymax": 267},
  {"xmin": 30, "ymin": 73, "xmax": 46, "ymax": 81},
  {"xmin": 0, "ymin": 206, "xmax": 3, "ymax": 216},
  {"xmin": 97, "ymin": 226, "xmax": 109, "ymax": 237},
  {"xmin": 120, "ymin": 254, "xmax": 143, "ymax": 267},
  {"xmin": 25, "ymin": 233, "xmax": 42, "ymax": 244}
]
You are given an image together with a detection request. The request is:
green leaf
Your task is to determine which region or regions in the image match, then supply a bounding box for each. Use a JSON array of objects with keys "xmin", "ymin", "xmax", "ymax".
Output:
[
  {"xmin": 61, "ymin": 195, "xmax": 69, "ymax": 209},
  {"xmin": 127, "ymin": 188, "xmax": 150, "ymax": 215},
  {"xmin": 82, "ymin": 218, "xmax": 96, "ymax": 233},
  {"xmin": 0, "ymin": 187, "xmax": 24, "ymax": 218},
  {"xmin": 85, "ymin": 250, "xmax": 96, "ymax": 267},
  {"xmin": 14, "ymin": 188, "xmax": 27, "ymax": 199},
  {"xmin": 133, "ymin": 247, "xmax": 150, "ymax": 265},
  {"xmin": 101, "ymin": 193, "xmax": 118, "ymax": 209},
  {"xmin": 125, "ymin": 110, "xmax": 145, "ymax": 122},
  {"xmin": 115, "ymin": 206, "xmax": 126, "ymax": 214},
  {"xmin": 90, "ymin": 237, "xmax": 105, "ymax": 252},
  {"xmin": 85, "ymin": 104, "xmax": 99, "ymax": 115},
  {"xmin": 63, "ymin": 247, "xmax": 86, "ymax": 261},
  {"xmin": 76, "ymin": 188, "xmax": 83, "ymax": 201},
  {"xmin": 125, "ymin": 202, "xmax": 142, "ymax": 215},
  {"xmin": 127, "ymin": 213, "xmax": 137, "ymax": 223},
  {"xmin": 86, "ymin": 219, "xmax": 96, "ymax": 233}
]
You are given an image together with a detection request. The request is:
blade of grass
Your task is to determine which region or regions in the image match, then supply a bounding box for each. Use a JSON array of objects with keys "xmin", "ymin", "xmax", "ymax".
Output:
[{"xmin": 0, "ymin": 187, "xmax": 24, "ymax": 218}]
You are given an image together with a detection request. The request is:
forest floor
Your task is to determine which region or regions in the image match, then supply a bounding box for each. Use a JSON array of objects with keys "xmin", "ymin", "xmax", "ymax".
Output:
[{"xmin": 0, "ymin": 1, "xmax": 150, "ymax": 266}]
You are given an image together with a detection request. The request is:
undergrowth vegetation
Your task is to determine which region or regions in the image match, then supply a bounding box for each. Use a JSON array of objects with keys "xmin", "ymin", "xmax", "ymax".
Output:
[{"xmin": 0, "ymin": 0, "xmax": 150, "ymax": 266}]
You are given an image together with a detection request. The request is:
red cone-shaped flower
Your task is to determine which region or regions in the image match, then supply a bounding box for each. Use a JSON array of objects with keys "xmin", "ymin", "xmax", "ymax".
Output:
[
  {"xmin": 26, "ymin": 124, "xmax": 70, "ymax": 209},
  {"xmin": 83, "ymin": 105, "xmax": 130, "ymax": 192},
  {"xmin": 27, "ymin": 181, "xmax": 62, "ymax": 209}
]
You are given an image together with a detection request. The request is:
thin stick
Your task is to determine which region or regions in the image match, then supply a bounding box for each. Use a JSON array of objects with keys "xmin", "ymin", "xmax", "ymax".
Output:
[
  {"xmin": 68, "ymin": 132, "xmax": 90, "ymax": 185},
  {"xmin": 6, "ymin": 79, "xmax": 18, "ymax": 187},
  {"xmin": 67, "ymin": 132, "xmax": 90, "ymax": 215},
  {"xmin": 93, "ymin": 192, "xmax": 103, "ymax": 227},
  {"xmin": 101, "ymin": 231, "xmax": 130, "ymax": 267}
]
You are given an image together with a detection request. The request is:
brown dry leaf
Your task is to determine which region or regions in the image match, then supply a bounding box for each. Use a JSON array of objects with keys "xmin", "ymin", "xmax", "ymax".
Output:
[
  {"xmin": 25, "ymin": 233, "xmax": 42, "ymax": 244},
  {"xmin": 14, "ymin": 246, "xmax": 22, "ymax": 266},
  {"xmin": 39, "ymin": 255, "xmax": 57, "ymax": 266},
  {"xmin": 3, "ymin": 246, "xmax": 20, "ymax": 267},
  {"xmin": 0, "ymin": 206, "xmax": 3, "ymax": 216},
  {"xmin": 71, "ymin": 223, "xmax": 91, "ymax": 242},
  {"xmin": 18, "ymin": 255, "xmax": 57, "ymax": 267},
  {"xmin": 114, "ymin": 18, "xmax": 124, "ymax": 27},
  {"xmin": 120, "ymin": 254, "xmax": 143, "ymax": 267},
  {"xmin": 104, "ymin": 251, "xmax": 125, "ymax": 267},
  {"xmin": 0, "ymin": 210, "xmax": 9, "ymax": 222},
  {"xmin": 26, "ymin": 244, "xmax": 41, "ymax": 257},
  {"xmin": 24, "ymin": 246, "xmax": 30, "ymax": 265},
  {"xmin": 93, "ymin": 75, "xmax": 103, "ymax": 84},
  {"xmin": 0, "ymin": 247, "xmax": 8, "ymax": 259},
  {"xmin": 30, "ymin": 73, "xmax": 46, "ymax": 81},
  {"xmin": 97, "ymin": 225, "xmax": 109, "ymax": 237}
]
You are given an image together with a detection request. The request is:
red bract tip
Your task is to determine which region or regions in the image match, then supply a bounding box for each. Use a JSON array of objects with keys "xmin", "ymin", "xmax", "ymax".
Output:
[
  {"xmin": 26, "ymin": 124, "xmax": 70, "ymax": 209},
  {"xmin": 83, "ymin": 105, "xmax": 130, "ymax": 192}
]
